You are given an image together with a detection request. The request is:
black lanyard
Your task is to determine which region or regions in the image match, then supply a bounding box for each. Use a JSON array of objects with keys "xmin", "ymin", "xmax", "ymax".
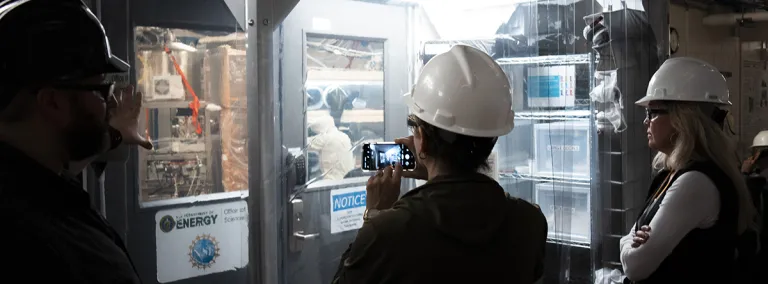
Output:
[{"xmin": 635, "ymin": 171, "xmax": 677, "ymax": 230}]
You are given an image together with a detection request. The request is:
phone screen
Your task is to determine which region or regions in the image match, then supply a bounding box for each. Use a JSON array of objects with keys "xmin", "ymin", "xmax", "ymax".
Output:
[{"xmin": 361, "ymin": 143, "xmax": 416, "ymax": 171}]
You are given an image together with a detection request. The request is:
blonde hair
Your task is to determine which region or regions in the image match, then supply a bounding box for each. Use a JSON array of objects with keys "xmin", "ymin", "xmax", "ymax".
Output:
[{"xmin": 652, "ymin": 102, "xmax": 757, "ymax": 234}]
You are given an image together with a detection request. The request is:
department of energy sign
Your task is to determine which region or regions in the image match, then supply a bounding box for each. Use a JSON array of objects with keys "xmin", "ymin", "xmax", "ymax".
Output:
[{"xmin": 155, "ymin": 200, "xmax": 249, "ymax": 283}]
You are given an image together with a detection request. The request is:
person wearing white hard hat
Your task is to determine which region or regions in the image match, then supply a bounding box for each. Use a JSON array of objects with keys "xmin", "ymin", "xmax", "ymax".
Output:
[
  {"xmin": 620, "ymin": 57, "xmax": 757, "ymax": 284},
  {"xmin": 737, "ymin": 130, "xmax": 768, "ymax": 284},
  {"xmin": 742, "ymin": 130, "xmax": 768, "ymax": 175},
  {"xmin": 332, "ymin": 45, "xmax": 547, "ymax": 284}
]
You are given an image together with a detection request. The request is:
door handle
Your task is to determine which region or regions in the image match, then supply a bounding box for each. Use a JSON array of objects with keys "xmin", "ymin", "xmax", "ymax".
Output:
[{"xmin": 289, "ymin": 199, "xmax": 318, "ymax": 252}]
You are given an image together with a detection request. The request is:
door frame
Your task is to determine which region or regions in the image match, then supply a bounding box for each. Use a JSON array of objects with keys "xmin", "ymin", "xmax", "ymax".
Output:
[{"xmin": 256, "ymin": 0, "xmax": 412, "ymax": 283}]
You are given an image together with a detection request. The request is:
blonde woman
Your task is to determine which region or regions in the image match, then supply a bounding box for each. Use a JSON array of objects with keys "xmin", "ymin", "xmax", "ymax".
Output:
[{"xmin": 620, "ymin": 57, "xmax": 757, "ymax": 284}]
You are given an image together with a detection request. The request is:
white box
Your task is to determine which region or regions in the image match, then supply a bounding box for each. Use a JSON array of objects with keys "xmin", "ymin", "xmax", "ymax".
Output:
[
  {"xmin": 149, "ymin": 75, "xmax": 185, "ymax": 101},
  {"xmin": 534, "ymin": 182, "xmax": 591, "ymax": 243},
  {"xmin": 533, "ymin": 121, "xmax": 590, "ymax": 178}
]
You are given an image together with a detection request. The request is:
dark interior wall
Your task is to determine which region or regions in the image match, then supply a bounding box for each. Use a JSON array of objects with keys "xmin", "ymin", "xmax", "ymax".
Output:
[
  {"xmin": 132, "ymin": 0, "xmax": 243, "ymax": 32},
  {"xmin": 643, "ymin": 0, "xmax": 670, "ymax": 60}
]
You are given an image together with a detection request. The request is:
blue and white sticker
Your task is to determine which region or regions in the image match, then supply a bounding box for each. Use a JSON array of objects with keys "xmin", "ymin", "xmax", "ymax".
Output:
[
  {"xmin": 329, "ymin": 186, "xmax": 367, "ymax": 234},
  {"xmin": 188, "ymin": 234, "xmax": 220, "ymax": 270},
  {"xmin": 156, "ymin": 200, "xmax": 249, "ymax": 283}
]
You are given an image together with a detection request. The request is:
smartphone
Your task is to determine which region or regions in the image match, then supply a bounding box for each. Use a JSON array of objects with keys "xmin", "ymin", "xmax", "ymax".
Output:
[{"xmin": 361, "ymin": 142, "xmax": 416, "ymax": 172}]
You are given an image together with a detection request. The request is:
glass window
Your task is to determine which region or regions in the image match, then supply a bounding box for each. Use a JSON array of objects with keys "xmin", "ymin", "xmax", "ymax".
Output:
[
  {"xmin": 304, "ymin": 35, "xmax": 385, "ymax": 181},
  {"xmin": 135, "ymin": 27, "xmax": 248, "ymax": 204},
  {"xmin": 259, "ymin": 0, "xmax": 661, "ymax": 283},
  {"xmin": 413, "ymin": 1, "xmax": 597, "ymax": 246}
]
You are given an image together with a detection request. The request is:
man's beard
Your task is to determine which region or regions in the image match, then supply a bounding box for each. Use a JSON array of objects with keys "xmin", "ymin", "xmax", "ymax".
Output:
[{"xmin": 62, "ymin": 106, "xmax": 110, "ymax": 161}]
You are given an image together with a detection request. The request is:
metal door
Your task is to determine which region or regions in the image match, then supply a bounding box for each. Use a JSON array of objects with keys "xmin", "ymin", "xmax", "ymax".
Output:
[{"xmin": 257, "ymin": 0, "xmax": 411, "ymax": 283}]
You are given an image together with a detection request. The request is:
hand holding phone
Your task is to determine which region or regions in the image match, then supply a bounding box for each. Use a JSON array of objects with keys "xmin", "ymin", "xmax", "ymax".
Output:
[
  {"xmin": 361, "ymin": 142, "xmax": 416, "ymax": 172},
  {"xmin": 393, "ymin": 136, "xmax": 428, "ymax": 180}
]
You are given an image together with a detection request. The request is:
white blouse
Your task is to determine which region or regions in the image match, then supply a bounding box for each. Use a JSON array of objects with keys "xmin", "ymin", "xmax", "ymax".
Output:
[{"xmin": 620, "ymin": 171, "xmax": 720, "ymax": 281}]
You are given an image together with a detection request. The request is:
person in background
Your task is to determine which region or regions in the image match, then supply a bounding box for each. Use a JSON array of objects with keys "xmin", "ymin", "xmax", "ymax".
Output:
[
  {"xmin": 332, "ymin": 45, "xmax": 548, "ymax": 284},
  {"xmin": 620, "ymin": 57, "xmax": 757, "ymax": 283},
  {"xmin": 738, "ymin": 130, "xmax": 768, "ymax": 283},
  {"xmin": 308, "ymin": 114, "xmax": 355, "ymax": 180},
  {"xmin": 742, "ymin": 130, "xmax": 768, "ymax": 176},
  {"xmin": 0, "ymin": 0, "xmax": 151, "ymax": 282}
]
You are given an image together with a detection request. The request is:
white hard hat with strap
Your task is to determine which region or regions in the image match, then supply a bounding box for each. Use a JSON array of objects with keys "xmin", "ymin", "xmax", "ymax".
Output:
[
  {"xmin": 635, "ymin": 57, "xmax": 730, "ymax": 107},
  {"xmin": 404, "ymin": 45, "xmax": 515, "ymax": 138}
]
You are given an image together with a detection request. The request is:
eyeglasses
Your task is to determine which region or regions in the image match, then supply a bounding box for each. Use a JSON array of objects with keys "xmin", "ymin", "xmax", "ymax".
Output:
[
  {"xmin": 53, "ymin": 82, "xmax": 115, "ymax": 102},
  {"xmin": 645, "ymin": 108, "xmax": 668, "ymax": 121},
  {"xmin": 407, "ymin": 114, "xmax": 419, "ymax": 127}
]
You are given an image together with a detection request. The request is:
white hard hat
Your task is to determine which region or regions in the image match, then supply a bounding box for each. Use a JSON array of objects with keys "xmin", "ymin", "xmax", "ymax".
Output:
[
  {"xmin": 635, "ymin": 57, "xmax": 731, "ymax": 107},
  {"xmin": 404, "ymin": 45, "xmax": 515, "ymax": 137},
  {"xmin": 752, "ymin": 130, "xmax": 768, "ymax": 148}
]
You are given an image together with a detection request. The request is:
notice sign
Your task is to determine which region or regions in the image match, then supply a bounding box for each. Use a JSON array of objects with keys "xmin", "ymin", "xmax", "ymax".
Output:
[
  {"xmin": 155, "ymin": 200, "xmax": 249, "ymax": 283},
  {"xmin": 330, "ymin": 186, "xmax": 367, "ymax": 234}
]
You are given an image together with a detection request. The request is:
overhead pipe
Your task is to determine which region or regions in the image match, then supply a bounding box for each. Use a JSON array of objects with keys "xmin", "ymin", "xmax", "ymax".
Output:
[{"xmin": 703, "ymin": 11, "xmax": 768, "ymax": 26}]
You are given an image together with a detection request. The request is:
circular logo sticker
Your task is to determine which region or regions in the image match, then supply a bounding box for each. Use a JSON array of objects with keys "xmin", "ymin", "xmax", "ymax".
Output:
[
  {"xmin": 154, "ymin": 79, "xmax": 170, "ymax": 95},
  {"xmin": 188, "ymin": 234, "xmax": 220, "ymax": 270},
  {"xmin": 158, "ymin": 215, "xmax": 175, "ymax": 233}
]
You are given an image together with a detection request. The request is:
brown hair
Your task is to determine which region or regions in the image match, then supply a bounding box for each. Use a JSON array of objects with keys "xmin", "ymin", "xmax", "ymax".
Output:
[{"xmin": 408, "ymin": 115, "xmax": 496, "ymax": 174}]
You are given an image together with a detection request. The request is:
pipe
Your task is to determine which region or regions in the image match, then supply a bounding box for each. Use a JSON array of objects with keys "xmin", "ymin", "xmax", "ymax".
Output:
[{"xmin": 703, "ymin": 12, "xmax": 768, "ymax": 26}]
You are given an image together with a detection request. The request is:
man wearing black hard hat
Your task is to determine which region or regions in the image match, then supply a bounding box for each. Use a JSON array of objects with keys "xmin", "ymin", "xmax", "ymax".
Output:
[{"xmin": 0, "ymin": 0, "xmax": 150, "ymax": 283}]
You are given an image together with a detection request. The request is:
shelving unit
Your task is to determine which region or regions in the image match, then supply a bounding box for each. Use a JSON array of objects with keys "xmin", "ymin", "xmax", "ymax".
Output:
[
  {"xmin": 514, "ymin": 110, "xmax": 592, "ymax": 120},
  {"xmin": 497, "ymin": 53, "xmax": 591, "ymax": 66},
  {"xmin": 501, "ymin": 173, "xmax": 591, "ymax": 185},
  {"xmin": 480, "ymin": 51, "xmax": 596, "ymax": 248},
  {"xmin": 418, "ymin": 13, "xmax": 603, "ymax": 280}
]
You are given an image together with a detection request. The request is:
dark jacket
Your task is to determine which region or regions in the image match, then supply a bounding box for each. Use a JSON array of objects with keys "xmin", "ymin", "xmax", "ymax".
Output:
[
  {"xmin": 332, "ymin": 173, "xmax": 548, "ymax": 284},
  {"xmin": 0, "ymin": 143, "xmax": 142, "ymax": 283},
  {"xmin": 737, "ymin": 173, "xmax": 767, "ymax": 284},
  {"xmin": 630, "ymin": 161, "xmax": 738, "ymax": 284}
]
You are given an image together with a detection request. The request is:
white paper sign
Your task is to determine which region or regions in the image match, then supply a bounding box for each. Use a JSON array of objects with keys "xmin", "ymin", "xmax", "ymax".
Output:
[
  {"xmin": 330, "ymin": 186, "xmax": 367, "ymax": 234},
  {"xmin": 155, "ymin": 200, "xmax": 249, "ymax": 283}
]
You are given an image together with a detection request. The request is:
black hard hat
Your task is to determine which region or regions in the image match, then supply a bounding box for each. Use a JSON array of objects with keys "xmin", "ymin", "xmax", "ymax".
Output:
[{"xmin": 0, "ymin": 0, "xmax": 129, "ymax": 87}]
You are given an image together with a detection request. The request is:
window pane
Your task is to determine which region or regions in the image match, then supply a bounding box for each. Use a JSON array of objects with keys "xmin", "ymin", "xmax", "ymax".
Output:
[
  {"xmin": 305, "ymin": 35, "xmax": 385, "ymax": 181},
  {"xmin": 135, "ymin": 27, "xmax": 248, "ymax": 204}
]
